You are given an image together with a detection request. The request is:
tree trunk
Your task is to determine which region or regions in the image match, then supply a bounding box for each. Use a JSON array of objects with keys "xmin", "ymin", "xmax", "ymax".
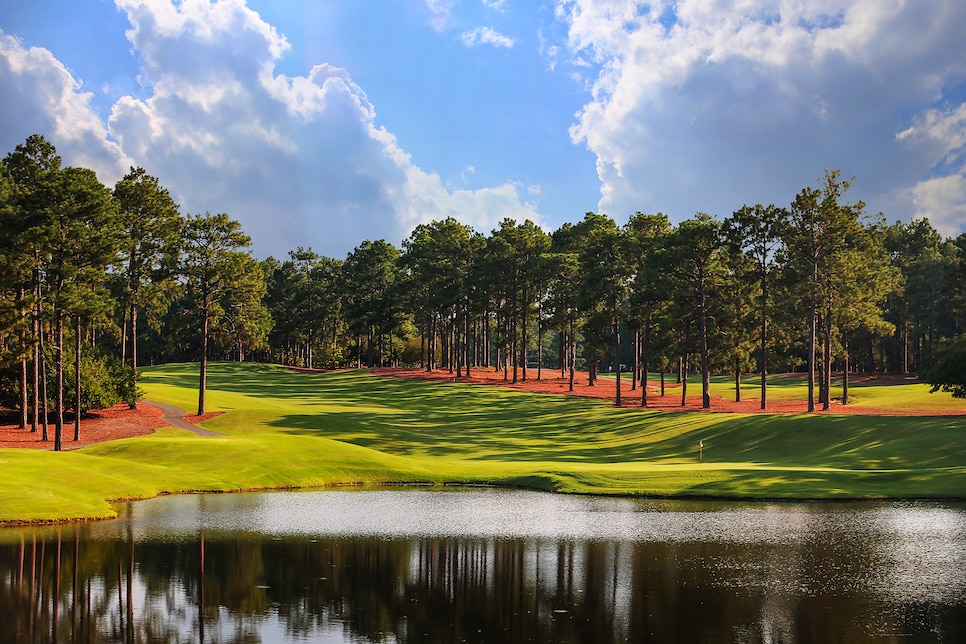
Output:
[
  {"xmin": 31, "ymin": 337, "xmax": 39, "ymax": 432},
  {"xmin": 429, "ymin": 315, "xmax": 436, "ymax": 371},
  {"xmin": 822, "ymin": 315, "xmax": 832, "ymax": 411},
  {"xmin": 641, "ymin": 325, "xmax": 649, "ymax": 408},
  {"xmin": 18, "ymin": 292, "xmax": 28, "ymax": 429},
  {"xmin": 521, "ymin": 287, "xmax": 528, "ymax": 382},
  {"xmin": 120, "ymin": 305, "xmax": 128, "ymax": 364},
  {"xmin": 74, "ymin": 316, "xmax": 81, "ymax": 442},
  {"xmin": 559, "ymin": 330, "xmax": 565, "ymax": 378},
  {"xmin": 367, "ymin": 326, "xmax": 374, "ymax": 368},
  {"xmin": 457, "ymin": 312, "xmax": 464, "ymax": 376},
  {"xmin": 902, "ymin": 320, "xmax": 909, "ymax": 374},
  {"xmin": 842, "ymin": 334, "xmax": 850, "ymax": 405},
  {"xmin": 32, "ymin": 282, "xmax": 41, "ymax": 434},
  {"xmin": 127, "ymin": 303, "xmax": 138, "ymax": 409},
  {"xmin": 198, "ymin": 309, "xmax": 209, "ymax": 416},
  {"xmin": 307, "ymin": 328, "xmax": 313, "ymax": 369},
  {"xmin": 19, "ymin": 355, "xmax": 28, "ymax": 430},
  {"xmin": 632, "ymin": 330, "xmax": 639, "ymax": 391},
  {"xmin": 537, "ymin": 303, "xmax": 542, "ymax": 381},
  {"xmin": 464, "ymin": 310, "xmax": 472, "ymax": 377},
  {"xmin": 614, "ymin": 321, "xmax": 621, "ymax": 407},
  {"xmin": 760, "ymin": 301, "xmax": 767, "ymax": 410},
  {"xmin": 699, "ymin": 282, "xmax": 711, "ymax": 409},
  {"xmin": 55, "ymin": 313, "xmax": 63, "ymax": 452},
  {"xmin": 681, "ymin": 354, "xmax": 689, "ymax": 407},
  {"xmin": 735, "ymin": 354, "xmax": 741, "ymax": 403},
  {"xmin": 510, "ymin": 308, "xmax": 518, "ymax": 383},
  {"xmin": 568, "ymin": 322, "xmax": 576, "ymax": 392},
  {"xmin": 38, "ymin": 313, "xmax": 49, "ymax": 441},
  {"xmin": 807, "ymin": 296, "xmax": 817, "ymax": 413}
]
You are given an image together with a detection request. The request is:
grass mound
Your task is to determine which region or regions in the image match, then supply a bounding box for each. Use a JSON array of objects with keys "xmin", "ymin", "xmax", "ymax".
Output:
[{"xmin": 1, "ymin": 362, "xmax": 965, "ymax": 524}]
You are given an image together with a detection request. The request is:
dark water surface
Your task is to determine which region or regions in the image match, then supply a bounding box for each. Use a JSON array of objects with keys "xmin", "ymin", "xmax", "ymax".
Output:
[{"xmin": 2, "ymin": 489, "xmax": 965, "ymax": 642}]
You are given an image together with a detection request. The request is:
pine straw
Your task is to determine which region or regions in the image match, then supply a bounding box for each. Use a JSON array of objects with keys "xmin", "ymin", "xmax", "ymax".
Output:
[
  {"xmin": 0, "ymin": 403, "xmax": 223, "ymax": 450},
  {"xmin": 371, "ymin": 367, "xmax": 966, "ymax": 416}
]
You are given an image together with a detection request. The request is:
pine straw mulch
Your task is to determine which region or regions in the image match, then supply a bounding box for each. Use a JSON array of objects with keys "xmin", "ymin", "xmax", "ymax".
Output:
[
  {"xmin": 370, "ymin": 367, "xmax": 966, "ymax": 417},
  {"xmin": 0, "ymin": 403, "xmax": 222, "ymax": 450}
]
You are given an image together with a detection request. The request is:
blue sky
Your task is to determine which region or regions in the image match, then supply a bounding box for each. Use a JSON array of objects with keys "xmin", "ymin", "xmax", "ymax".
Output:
[{"xmin": 2, "ymin": 1, "xmax": 965, "ymax": 259}]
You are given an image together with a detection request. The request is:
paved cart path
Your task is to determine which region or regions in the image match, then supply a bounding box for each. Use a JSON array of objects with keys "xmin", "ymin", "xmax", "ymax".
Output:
[{"xmin": 144, "ymin": 401, "xmax": 224, "ymax": 436}]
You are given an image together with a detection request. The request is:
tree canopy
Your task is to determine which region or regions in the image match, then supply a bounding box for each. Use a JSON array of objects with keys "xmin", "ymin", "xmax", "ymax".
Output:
[{"xmin": 3, "ymin": 134, "xmax": 966, "ymax": 429}]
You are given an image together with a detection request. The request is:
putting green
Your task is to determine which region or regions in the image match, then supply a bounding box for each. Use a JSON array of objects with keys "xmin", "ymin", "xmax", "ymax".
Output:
[{"xmin": 1, "ymin": 361, "xmax": 965, "ymax": 524}]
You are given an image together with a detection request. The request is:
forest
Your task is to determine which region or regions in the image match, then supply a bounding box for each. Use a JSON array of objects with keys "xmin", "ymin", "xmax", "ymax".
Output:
[{"xmin": 3, "ymin": 134, "xmax": 966, "ymax": 451}]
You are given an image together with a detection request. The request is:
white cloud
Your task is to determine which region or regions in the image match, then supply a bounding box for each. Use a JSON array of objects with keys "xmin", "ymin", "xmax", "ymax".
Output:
[
  {"xmin": 555, "ymin": 0, "xmax": 966, "ymax": 231},
  {"xmin": 461, "ymin": 26, "xmax": 515, "ymax": 48},
  {"xmin": 0, "ymin": 32, "xmax": 132, "ymax": 181},
  {"xmin": 483, "ymin": 0, "xmax": 507, "ymax": 12},
  {"xmin": 896, "ymin": 103, "xmax": 966, "ymax": 166},
  {"xmin": 911, "ymin": 175, "xmax": 966, "ymax": 237},
  {"xmin": 0, "ymin": 0, "xmax": 546, "ymax": 258},
  {"xmin": 898, "ymin": 103, "xmax": 966, "ymax": 236},
  {"xmin": 426, "ymin": 0, "xmax": 455, "ymax": 32}
]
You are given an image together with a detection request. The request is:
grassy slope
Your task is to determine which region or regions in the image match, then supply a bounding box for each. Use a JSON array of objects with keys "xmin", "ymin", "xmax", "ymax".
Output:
[{"xmin": 1, "ymin": 362, "xmax": 964, "ymax": 524}]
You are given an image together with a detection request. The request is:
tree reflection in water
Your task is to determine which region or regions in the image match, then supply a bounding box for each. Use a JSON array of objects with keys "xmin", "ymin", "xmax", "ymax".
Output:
[{"xmin": 2, "ymin": 495, "xmax": 966, "ymax": 642}]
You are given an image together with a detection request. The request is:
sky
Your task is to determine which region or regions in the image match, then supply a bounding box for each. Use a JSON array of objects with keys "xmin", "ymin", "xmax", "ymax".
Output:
[{"xmin": 1, "ymin": 0, "xmax": 965, "ymax": 260}]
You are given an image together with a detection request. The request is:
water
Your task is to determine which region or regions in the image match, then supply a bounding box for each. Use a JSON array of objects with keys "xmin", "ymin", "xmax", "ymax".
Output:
[{"xmin": 2, "ymin": 489, "xmax": 965, "ymax": 642}]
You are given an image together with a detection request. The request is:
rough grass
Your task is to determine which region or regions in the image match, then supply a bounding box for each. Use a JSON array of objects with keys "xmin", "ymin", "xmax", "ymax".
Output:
[{"xmin": 1, "ymin": 362, "xmax": 964, "ymax": 524}]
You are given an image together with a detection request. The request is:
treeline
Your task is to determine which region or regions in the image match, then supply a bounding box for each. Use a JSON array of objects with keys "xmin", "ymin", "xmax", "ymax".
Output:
[{"xmin": 3, "ymin": 134, "xmax": 966, "ymax": 449}]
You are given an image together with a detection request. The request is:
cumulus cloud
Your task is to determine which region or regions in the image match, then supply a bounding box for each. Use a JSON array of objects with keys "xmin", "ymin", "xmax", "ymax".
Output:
[
  {"xmin": 898, "ymin": 103, "xmax": 966, "ymax": 235},
  {"xmin": 461, "ymin": 26, "xmax": 515, "ymax": 48},
  {"xmin": 0, "ymin": 0, "xmax": 545, "ymax": 258},
  {"xmin": 555, "ymin": 0, "xmax": 966, "ymax": 233},
  {"xmin": 0, "ymin": 32, "xmax": 131, "ymax": 181},
  {"xmin": 911, "ymin": 175, "xmax": 966, "ymax": 237}
]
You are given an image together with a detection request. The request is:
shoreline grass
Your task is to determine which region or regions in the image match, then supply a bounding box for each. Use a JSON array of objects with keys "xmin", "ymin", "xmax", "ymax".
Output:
[{"xmin": 1, "ymin": 361, "xmax": 965, "ymax": 525}]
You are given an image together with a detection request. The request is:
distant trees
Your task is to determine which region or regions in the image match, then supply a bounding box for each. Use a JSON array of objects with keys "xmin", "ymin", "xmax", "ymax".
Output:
[
  {"xmin": 623, "ymin": 212, "xmax": 671, "ymax": 406},
  {"xmin": 4, "ymin": 132, "xmax": 966, "ymax": 422},
  {"xmin": 724, "ymin": 204, "xmax": 786, "ymax": 409},
  {"xmin": 343, "ymin": 239, "xmax": 402, "ymax": 368}
]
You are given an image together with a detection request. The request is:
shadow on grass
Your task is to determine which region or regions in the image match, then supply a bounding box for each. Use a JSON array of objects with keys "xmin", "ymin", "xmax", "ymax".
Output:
[
  {"xmin": 143, "ymin": 363, "xmax": 966, "ymax": 471},
  {"xmin": 676, "ymin": 466, "xmax": 966, "ymax": 499}
]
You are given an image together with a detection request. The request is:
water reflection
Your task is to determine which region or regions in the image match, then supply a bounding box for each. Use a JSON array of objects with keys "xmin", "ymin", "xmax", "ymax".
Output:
[{"xmin": 2, "ymin": 490, "xmax": 964, "ymax": 642}]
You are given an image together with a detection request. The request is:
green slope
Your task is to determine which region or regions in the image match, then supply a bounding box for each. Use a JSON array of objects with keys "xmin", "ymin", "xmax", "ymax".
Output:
[{"xmin": 2, "ymin": 362, "xmax": 964, "ymax": 524}]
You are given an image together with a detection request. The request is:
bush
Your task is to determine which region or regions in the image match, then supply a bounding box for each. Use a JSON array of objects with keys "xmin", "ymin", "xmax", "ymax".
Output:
[
  {"xmin": 65, "ymin": 348, "xmax": 143, "ymax": 414},
  {"xmin": 921, "ymin": 335, "xmax": 966, "ymax": 399},
  {"xmin": 0, "ymin": 347, "xmax": 143, "ymax": 415}
]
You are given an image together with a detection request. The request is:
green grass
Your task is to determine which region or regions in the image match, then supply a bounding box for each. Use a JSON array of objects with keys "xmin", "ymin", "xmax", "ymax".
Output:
[
  {"xmin": 622, "ymin": 370, "xmax": 966, "ymax": 409},
  {"xmin": 2, "ymin": 362, "xmax": 965, "ymax": 524}
]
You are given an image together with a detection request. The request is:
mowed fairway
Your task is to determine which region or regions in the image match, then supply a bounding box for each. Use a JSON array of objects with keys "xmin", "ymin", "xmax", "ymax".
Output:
[{"xmin": 2, "ymin": 362, "xmax": 965, "ymax": 524}]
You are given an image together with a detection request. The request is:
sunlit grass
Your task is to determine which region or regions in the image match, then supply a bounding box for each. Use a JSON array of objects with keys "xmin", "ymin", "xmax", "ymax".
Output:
[{"xmin": 1, "ymin": 361, "xmax": 965, "ymax": 524}]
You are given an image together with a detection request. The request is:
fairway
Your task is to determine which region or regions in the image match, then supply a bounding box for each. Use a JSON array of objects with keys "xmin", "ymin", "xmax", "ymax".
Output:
[{"xmin": 1, "ymin": 362, "xmax": 966, "ymax": 524}]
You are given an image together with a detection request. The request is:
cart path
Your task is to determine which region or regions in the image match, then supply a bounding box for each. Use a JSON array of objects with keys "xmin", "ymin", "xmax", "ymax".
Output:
[{"xmin": 143, "ymin": 401, "xmax": 224, "ymax": 436}]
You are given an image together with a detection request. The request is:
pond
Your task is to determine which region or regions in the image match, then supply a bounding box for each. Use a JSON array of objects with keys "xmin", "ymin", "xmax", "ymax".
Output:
[{"xmin": 2, "ymin": 489, "xmax": 965, "ymax": 642}]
